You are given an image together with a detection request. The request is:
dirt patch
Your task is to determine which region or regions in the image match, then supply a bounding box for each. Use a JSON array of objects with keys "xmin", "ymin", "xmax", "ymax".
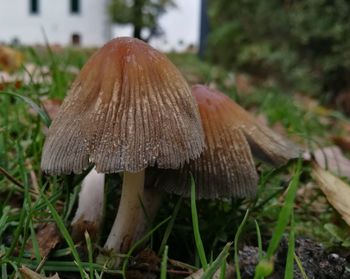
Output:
[{"xmin": 238, "ymin": 237, "xmax": 350, "ymax": 278}]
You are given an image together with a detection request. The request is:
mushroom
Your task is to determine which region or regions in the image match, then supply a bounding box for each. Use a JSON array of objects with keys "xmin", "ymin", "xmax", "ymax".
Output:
[
  {"xmin": 71, "ymin": 167, "xmax": 105, "ymax": 242},
  {"xmin": 41, "ymin": 37, "xmax": 205, "ymax": 255},
  {"xmin": 150, "ymin": 84, "xmax": 301, "ymax": 199}
]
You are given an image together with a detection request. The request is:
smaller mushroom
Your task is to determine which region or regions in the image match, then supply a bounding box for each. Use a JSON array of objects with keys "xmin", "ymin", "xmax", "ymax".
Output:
[
  {"xmin": 71, "ymin": 167, "xmax": 105, "ymax": 242},
  {"xmin": 134, "ymin": 84, "xmax": 301, "ymax": 244},
  {"xmin": 151, "ymin": 84, "xmax": 301, "ymax": 199}
]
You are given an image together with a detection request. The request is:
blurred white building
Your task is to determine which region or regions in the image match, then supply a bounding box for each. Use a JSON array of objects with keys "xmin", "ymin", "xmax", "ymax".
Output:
[
  {"xmin": 113, "ymin": 0, "xmax": 200, "ymax": 52},
  {"xmin": 0, "ymin": 0, "xmax": 111, "ymax": 46},
  {"xmin": 0, "ymin": 0, "xmax": 200, "ymax": 50}
]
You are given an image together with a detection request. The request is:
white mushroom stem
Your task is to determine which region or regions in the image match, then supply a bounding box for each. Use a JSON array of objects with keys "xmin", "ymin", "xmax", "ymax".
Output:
[
  {"xmin": 104, "ymin": 170, "xmax": 145, "ymax": 253},
  {"xmin": 71, "ymin": 168, "xmax": 105, "ymax": 241}
]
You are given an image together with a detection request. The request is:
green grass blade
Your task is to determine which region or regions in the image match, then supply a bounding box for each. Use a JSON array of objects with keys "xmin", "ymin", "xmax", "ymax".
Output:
[
  {"xmin": 122, "ymin": 216, "xmax": 171, "ymax": 276},
  {"xmin": 190, "ymin": 176, "xmax": 208, "ymax": 270},
  {"xmin": 284, "ymin": 213, "xmax": 295, "ymax": 279},
  {"xmin": 158, "ymin": 196, "xmax": 182, "ymax": 256},
  {"xmin": 40, "ymin": 190, "xmax": 86, "ymax": 279},
  {"xmin": 160, "ymin": 245, "xmax": 168, "ymax": 279},
  {"xmin": 234, "ymin": 209, "xmax": 249, "ymax": 279},
  {"xmin": 29, "ymin": 221, "xmax": 42, "ymax": 262},
  {"xmin": 0, "ymin": 207, "xmax": 10, "ymax": 237},
  {"xmin": 266, "ymin": 159, "xmax": 302, "ymax": 257},
  {"xmin": 294, "ymin": 253, "xmax": 308, "ymax": 279},
  {"xmin": 0, "ymin": 91, "xmax": 51, "ymax": 127},
  {"xmin": 1, "ymin": 264, "xmax": 7, "ymax": 279},
  {"xmin": 254, "ymin": 159, "xmax": 302, "ymax": 279},
  {"xmin": 255, "ymin": 220, "xmax": 263, "ymax": 261},
  {"xmin": 201, "ymin": 242, "xmax": 231, "ymax": 279},
  {"xmin": 5, "ymin": 144, "xmax": 29, "ymax": 260},
  {"xmin": 219, "ymin": 259, "xmax": 227, "ymax": 279},
  {"xmin": 85, "ymin": 231, "xmax": 94, "ymax": 279},
  {"xmin": 17, "ymin": 258, "xmax": 123, "ymax": 274}
]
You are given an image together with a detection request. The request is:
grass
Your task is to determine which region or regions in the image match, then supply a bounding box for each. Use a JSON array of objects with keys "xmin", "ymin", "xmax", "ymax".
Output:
[
  {"xmin": 191, "ymin": 176, "xmax": 208, "ymax": 270},
  {"xmin": 0, "ymin": 45, "xmax": 350, "ymax": 278}
]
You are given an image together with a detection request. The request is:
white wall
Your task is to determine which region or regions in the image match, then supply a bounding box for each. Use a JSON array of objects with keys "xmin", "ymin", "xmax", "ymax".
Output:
[{"xmin": 0, "ymin": 0, "xmax": 111, "ymax": 46}]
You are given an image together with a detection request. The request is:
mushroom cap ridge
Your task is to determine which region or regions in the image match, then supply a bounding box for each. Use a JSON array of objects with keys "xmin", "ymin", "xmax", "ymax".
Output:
[{"xmin": 41, "ymin": 37, "xmax": 205, "ymax": 174}]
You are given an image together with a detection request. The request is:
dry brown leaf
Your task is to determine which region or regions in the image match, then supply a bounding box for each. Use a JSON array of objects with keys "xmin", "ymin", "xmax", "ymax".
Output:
[
  {"xmin": 312, "ymin": 146, "xmax": 350, "ymax": 179},
  {"xmin": 0, "ymin": 45, "xmax": 23, "ymax": 73},
  {"xmin": 312, "ymin": 162, "xmax": 350, "ymax": 226},
  {"xmin": 26, "ymin": 223, "xmax": 61, "ymax": 258},
  {"xmin": 332, "ymin": 136, "xmax": 350, "ymax": 152},
  {"xmin": 19, "ymin": 266, "xmax": 60, "ymax": 279}
]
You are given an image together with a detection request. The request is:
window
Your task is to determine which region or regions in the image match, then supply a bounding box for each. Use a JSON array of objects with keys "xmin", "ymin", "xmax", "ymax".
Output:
[
  {"xmin": 30, "ymin": 0, "xmax": 39, "ymax": 14},
  {"xmin": 71, "ymin": 33, "xmax": 81, "ymax": 46},
  {"xmin": 70, "ymin": 0, "xmax": 80, "ymax": 14}
]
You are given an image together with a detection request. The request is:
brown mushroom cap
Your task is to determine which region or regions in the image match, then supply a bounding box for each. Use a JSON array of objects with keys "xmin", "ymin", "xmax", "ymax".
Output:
[
  {"xmin": 41, "ymin": 37, "xmax": 204, "ymax": 174},
  {"xmin": 149, "ymin": 85, "xmax": 301, "ymax": 199}
]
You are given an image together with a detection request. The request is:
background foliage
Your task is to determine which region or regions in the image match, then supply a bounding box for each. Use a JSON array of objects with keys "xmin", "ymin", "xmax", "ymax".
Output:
[{"xmin": 207, "ymin": 0, "xmax": 350, "ymax": 101}]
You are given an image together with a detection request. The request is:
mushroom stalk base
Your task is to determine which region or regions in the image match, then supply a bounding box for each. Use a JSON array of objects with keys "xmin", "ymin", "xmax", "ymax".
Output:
[{"xmin": 104, "ymin": 170, "xmax": 145, "ymax": 254}]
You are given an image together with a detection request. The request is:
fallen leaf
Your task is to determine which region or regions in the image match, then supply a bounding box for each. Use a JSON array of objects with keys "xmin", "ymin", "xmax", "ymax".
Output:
[
  {"xmin": 0, "ymin": 45, "xmax": 23, "ymax": 73},
  {"xmin": 26, "ymin": 223, "xmax": 61, "ymax": 258},
  {"xmin": 332, "ymin": 136, "xmax": 350, "ymax": 153},
  {"xmin": 19, "ymin": 266, "xmax": 60, "ymax": 279},
  {"xmin": 312, "ymin": 146, "xmax": 350, "ymax": 179},
  {"xmin": 312, "ymin": 162, "xmax": 350, "ymax": 226}
]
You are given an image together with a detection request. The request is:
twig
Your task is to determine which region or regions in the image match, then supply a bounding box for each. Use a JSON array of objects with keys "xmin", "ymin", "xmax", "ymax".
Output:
[{"xmin": 0, "ymin": 166, "xmax": 24, "ymax": 187}]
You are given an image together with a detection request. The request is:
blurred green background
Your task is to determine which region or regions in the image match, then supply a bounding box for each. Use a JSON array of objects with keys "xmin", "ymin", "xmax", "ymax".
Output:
[{"xmin": 205, "ymin": 0, "xmax": 350, "ymax": 105}]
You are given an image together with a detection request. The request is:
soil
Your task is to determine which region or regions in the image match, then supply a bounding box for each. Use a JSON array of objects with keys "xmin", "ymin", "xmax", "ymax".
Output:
[{"xmin": 238, "ymin": 237, "xmax": 350, "ymax": 279}]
